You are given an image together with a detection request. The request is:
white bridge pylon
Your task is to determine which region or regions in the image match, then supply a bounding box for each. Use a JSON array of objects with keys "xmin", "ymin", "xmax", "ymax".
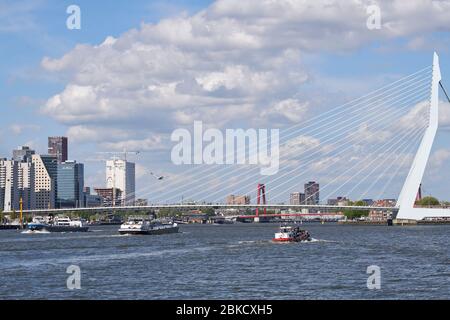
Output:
[{"xmin": 396, "ymin": 52, "xmax": 450, "ymax": 220}]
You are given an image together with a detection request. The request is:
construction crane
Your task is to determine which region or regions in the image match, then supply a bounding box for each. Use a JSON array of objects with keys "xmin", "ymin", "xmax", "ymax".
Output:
[{"xmin": 95, "ymin": 149, "xmax": 140, "ymax": 161}]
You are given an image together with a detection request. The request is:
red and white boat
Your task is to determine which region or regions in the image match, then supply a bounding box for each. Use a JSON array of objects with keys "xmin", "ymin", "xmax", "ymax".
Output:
[{"xmin": 272, "ymin": 226, "xmax": 311, "ymax": 242}]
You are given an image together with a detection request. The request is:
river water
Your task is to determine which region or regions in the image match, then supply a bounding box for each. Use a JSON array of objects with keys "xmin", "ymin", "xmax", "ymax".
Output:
[{"xmin": 0, "ymin": 223, "xmax": 448, "ymax": 299}]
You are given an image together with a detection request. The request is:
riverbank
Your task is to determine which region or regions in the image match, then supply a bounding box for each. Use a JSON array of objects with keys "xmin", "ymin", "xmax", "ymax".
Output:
[
  {"xmin": 338, "ymin": 220, "xmax": 389, "ymax": 225},
  {"xmin": 0, "ymin": 225, "xmax": 21, "ymax": 230},
  {"xmin": 393, "ymin": 219, "xmax": 450, "ymax": 225}
]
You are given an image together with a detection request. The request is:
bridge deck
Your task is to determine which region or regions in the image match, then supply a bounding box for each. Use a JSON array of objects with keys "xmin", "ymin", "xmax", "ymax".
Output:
[{"xmin": 5, "ymin": 204, "xmax": 398, "ymax": 214}]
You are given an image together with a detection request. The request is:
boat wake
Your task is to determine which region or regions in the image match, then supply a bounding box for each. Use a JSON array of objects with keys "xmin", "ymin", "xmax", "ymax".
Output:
[
  {"xmin": 238, "ymin": 240, "xmax": 267, "ymax": 244},
  {"xmin": 21, "ymin": 229, "xmax": 50, "ymax": 234},
  {"xmin": 306, "ymin": 238, "xmax": 337, "ymax": 243},
  {"xmin": 270, "ymin": 238, "xmax": 336, "ymax": 244}
]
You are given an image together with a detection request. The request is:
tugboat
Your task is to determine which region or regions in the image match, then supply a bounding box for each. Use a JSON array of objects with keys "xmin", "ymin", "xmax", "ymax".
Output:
[
  {"xmin": 273, "ymin": 225, "xmax": 312, "ymax": 242},
  {"xmin": 118, "ymin": 216, "xmax": 179, "ymax": 235}
]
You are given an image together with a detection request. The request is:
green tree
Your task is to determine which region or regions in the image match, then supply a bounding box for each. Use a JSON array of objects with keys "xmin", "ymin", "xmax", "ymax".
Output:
[
  {"xmin": 10, "ymin": 210, "xmax": 17, "ymax": 221},
  {"xmin": 78, "ymin": 211, "xmax": 91, "ymax": 220},
  {"xmin": 203, "ymin": 208, "xmax": 215, "ymax": 216},
  {"xmin": 159, "ymin": 208, "xmax": 170, "ymax": 217},
  {"xmin": 343, "ymin": 200, "xmax": 369, "ymax": 219},
  {"xmin": 417, "ymin": 196, "xmax": 440, "ymax": 206},
  {"xmin": 158, "ymin": 208, "xmax": 181, "ymax": 217}
]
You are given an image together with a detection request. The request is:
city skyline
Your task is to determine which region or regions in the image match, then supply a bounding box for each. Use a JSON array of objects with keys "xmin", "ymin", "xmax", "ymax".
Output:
[
  {"xmin": 1, "ymin": 1, "xmax": 450, "ymax": 203},
  {"xmin": 1, "ymin": 136, "xmax": 141, "ymax": 211},
  {"xmin": 2, "ymin": 135, "xmax": 443, "ymax": 212}
]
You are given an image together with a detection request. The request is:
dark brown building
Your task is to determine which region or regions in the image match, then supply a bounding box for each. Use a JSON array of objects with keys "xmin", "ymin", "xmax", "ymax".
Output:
[
  {"xmin": 48, "ymin": 136, "xmax": 68, "ymax": 164},
  {"xmin": 226, "ymin": 194, "xmax": 250, "ymax": 205},
  {"xmin": 94, "ymin": 187, "xmax": 122, "ymax": 207},
  {"xmin": 304, "ymin": 181, "xmax": 320, "ymax": 205}
]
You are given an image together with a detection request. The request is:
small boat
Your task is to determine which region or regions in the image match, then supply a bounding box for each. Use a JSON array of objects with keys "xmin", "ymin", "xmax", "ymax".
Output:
[
  {"xmin": 27, "ymin": 216, "xmax": 89, "ymax": 232},
  {"xmin": 118, "ymin": 216, "xmax": 179, "ymax": 235},
  {"xmin": 273, "ymin": 225, "xmax": 311, "ymax": 242},
  {"xmin": 27, "ymin": 216, "xmax": 48, "ymax": 231}
]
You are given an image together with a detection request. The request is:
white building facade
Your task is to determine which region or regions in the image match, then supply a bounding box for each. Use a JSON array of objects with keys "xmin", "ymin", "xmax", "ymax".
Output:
[
  {"xmin": 106, "ymin": 159, "xmax": 135, "ymax": 206},
  {"xmin": 32, "ymin": 154, "xmax": 56, "ymax": 209},
  {"xmin": 0, "ymin": 159, "xmax": 20, "ymax": 212},
  {"xmin": 18, "ymin": 161, "xmax": 36, "ymax": 210}
]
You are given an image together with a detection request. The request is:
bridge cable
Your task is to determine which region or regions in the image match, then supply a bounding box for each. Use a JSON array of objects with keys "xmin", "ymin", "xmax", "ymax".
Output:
[
  {"xmin": 204, "ymin": 90, "xmax": 431, "ymax": 204},
  {"xmin": 158, "ymin": 85, "xmax": 431, "ymax": 203},
  {"xmin": 440, "ymin": 81, "xmax": 450, "ymax": 103},
  {"xmin": 134, "ymin": 69, "xmax": 432, "ymax": 201}
]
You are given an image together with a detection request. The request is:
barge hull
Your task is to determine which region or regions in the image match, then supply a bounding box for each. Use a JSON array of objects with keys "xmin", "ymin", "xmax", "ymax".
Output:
[{"xmin": 119, "ymin": 226, "xmax": 179, "ymax": 235}]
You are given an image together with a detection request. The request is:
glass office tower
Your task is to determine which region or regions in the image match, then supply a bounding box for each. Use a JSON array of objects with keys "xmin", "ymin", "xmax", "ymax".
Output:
[{"xmin": 56, "ymin": 161, "xmax": 84, "ymax": 208}]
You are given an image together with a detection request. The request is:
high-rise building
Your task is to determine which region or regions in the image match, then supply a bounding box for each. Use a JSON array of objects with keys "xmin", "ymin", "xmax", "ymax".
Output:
[
  {"xmin": 6, "ymin": 148, "xmax": 36, "ymax": 211},
  {"xmin": 106, "ymin": 159, "xmax": 135, "ymax": 206},
  {"xmin": 56, "ymin": 161, "xmax": 84, "ymax": 208},
  {"xmin": 0, "ymin": 159, "xmax": 20, "ymax": 212},
  {"xmin": 32, "ymin": 154, "xmax": 57, "ymax": 209},
  {"xmin": 290, "ymin": 192, "xmax": 305, "ymax": 205},
  {"xmin": 327, "ymin": 196, "xmax": 348, "ymax": 206},
  {"xmin": 84, "ymin": 193, "xmax": 102, "ymax": 207},
  {"xmin": 18, "ymin": 161, "xmax": 36, "ymax": 210},
  {"xmin": 13, "ymin": 146, "xmax": 35, "ymax": 163},
  {"xmin": 0, "ymin": 159, "xmax": 4, "ymax": 211},
  {"xmin": 304, "ymin": 181, "xmax": 320, "ymax": 205},
  {"xmin": 94, "ymin": 188, "xmax": 123, "ymax": 207},
  {"xmin": 48, "ymin": 137, "xmax": 68, "ymax": 163},
  {"xmin": 226, "ymin": 195, "xmax": 250, "ymax": 205},
  {"xmin": 135, "ymin": 198, "xmax": 149, "ymax": 206}
]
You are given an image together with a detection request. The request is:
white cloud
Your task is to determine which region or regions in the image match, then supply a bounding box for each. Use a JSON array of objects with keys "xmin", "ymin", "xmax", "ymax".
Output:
[
  {"xmin": 0, "ymin": 1, "xmax": 40, "ymax": 33},
  {"xmin": 39, "ymin": 0, "xmax": 450, "ymax": 154},
  {"xmin": 439, "ymin": 101, "xmax": 450, "ymax": 129},
  {"xmin": 352, "ymin": 123, "xmax": 392, "ymax": 144},
  {"xmin": 281, "ymin": 135, "xmax": 321, "ymax": 157},
  {"xmin": 398, "ymin": 100, "xmax": 429, "ymax": 129},
  {"xmin": 397, "ymin": 100, "xmax": 450, "ymax": 131},
  {"xmin": 309, "ymin": 156, "xmax": 341, "ymax": 172},
  {"xmin": 429, "ymin": 148, "xmax": 450, "ymax": 169},
  {"xmin": 100, "ymin": 136, "xmax": 166, "ymax": 152},
  {"xmin": 262, "ymin": 99, "xmax": 309, "ymax": 123},
  {"xmin": 67, "ymin": 125, "xmax": 133, "ymax": 143},
  {"xmin": 10, "ymin": 124, "xmax": 40, "ymax": 135}
]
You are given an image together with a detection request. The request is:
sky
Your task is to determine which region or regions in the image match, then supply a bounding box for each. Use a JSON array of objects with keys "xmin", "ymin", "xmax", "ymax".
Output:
[{"xmin": 1, "ymin": 0, "xmax": 450, "ymax": 204}]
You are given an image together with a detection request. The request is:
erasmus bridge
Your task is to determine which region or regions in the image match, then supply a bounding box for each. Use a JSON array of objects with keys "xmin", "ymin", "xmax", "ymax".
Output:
[{"xmin": 12, "ymin": 53, "xmax": 450, "ymax": 222}]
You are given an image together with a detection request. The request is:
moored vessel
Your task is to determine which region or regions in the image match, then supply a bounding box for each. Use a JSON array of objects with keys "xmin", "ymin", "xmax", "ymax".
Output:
[{"xmin": 27, "ymin": 216, "xmax": 89, "ymax": 232}]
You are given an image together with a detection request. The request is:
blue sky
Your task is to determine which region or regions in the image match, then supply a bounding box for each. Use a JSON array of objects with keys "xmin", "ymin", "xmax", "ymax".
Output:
[
  {"xmin": 1, "ymin": 0, "xmax": 450, "ymax": 203},
  {"xmin": 0, "ymin": 0, "xmax": 214, "ymax": 141}
]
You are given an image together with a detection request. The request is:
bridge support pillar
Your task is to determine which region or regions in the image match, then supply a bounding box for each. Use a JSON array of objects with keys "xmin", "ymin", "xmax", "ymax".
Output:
[
  {"xmin": 256, "ymin": 183, "xmax": 266, "ymax": 217},
  {"xmin": 396, "ymin": 52, "xmax": 450, "ymax": 220}
]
